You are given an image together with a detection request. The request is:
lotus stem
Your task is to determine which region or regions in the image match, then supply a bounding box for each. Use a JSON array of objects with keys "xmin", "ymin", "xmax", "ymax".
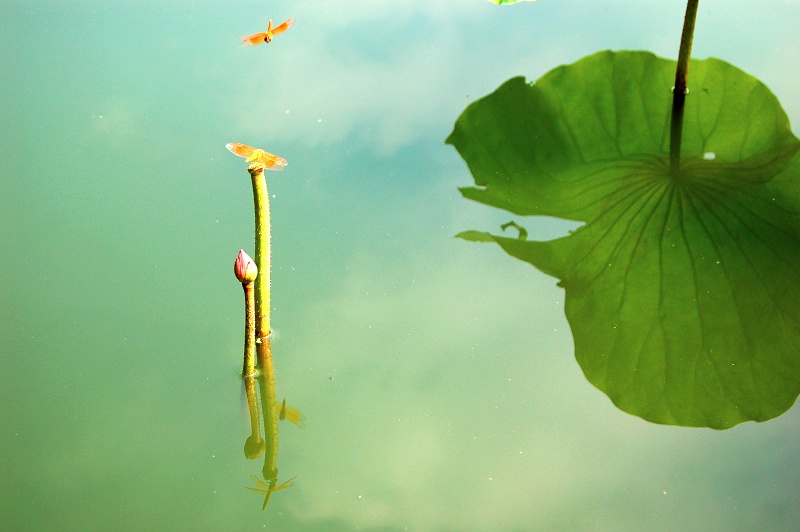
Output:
[
  {"xmin": 248, "ymin": 165, "xmax": 271, "ymax": 345},
  {"xmin": 669, "ymin": 0, "xmax": 700, "ymax": 178},
  {"xmin": 242, "ymin": 282, "xmax": 256, "ymax": 375}
]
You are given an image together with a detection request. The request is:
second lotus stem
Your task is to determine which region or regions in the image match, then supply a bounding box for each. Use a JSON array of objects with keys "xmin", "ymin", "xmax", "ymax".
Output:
[{"xmin": 234, "ymin": 249, "xmax": 258, "ymax": 376}]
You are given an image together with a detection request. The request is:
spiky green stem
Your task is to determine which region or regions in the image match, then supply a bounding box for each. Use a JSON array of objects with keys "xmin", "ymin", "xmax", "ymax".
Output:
[
  {"xmin": 248, "ymin": 165, "xmax": 271, "ymax": 346},
  {"xmin": 242, "ymin": 281, "xmax": 256, "ymax": 376}
]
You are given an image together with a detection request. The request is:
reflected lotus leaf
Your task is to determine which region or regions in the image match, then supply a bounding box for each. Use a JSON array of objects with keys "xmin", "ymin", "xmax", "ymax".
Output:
[{"xmin": 448, "ymin": 50, "xmax": 800, "ymax": 429}]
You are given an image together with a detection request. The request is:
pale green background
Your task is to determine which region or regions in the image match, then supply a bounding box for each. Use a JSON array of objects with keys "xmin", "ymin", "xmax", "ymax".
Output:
[{"xmin": 2, "ymin": 1, "xmax": 799, "ymax": 529}]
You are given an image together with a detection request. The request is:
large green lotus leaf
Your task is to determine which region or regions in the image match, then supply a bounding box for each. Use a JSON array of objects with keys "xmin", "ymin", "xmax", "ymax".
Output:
[{"xmin": 448, "ymin": 50, "xmax": 800, "ymax": 429}]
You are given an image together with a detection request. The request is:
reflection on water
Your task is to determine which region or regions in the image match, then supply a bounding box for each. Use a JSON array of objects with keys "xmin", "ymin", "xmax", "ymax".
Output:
[
  {"xmin": 241, "ymin": 365, "xmax": 304, "ymax": 511},
  {"xmin": 2, "ymin": 0, "xmax": 800, "ymax": 529},
  {"xmin": 247, "ymin": 474, "xmax": 297, "ymax": 511}
]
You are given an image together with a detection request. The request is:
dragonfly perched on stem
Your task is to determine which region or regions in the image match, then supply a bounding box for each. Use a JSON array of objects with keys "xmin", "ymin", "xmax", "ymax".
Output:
[
  {"xmin": 226, "ymin": 143, "xmax": 287, "ymax": 172},
  {"xmin": 246, "ymin": 474, "xmax": 297, "ymax": 510},
  {"xmin": 240, "ymin": 18, "xmax": 294, "ymax": 46}
]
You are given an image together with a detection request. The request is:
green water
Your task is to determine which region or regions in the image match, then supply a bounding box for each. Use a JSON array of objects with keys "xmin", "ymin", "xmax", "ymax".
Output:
[{"xmin": 2, "ymin": 1, "xmax": 799, "ymax": 529}]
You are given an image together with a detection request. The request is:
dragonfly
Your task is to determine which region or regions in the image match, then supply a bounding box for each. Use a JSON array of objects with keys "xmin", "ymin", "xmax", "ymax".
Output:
[
  {"xmin": 240, "ymin": 18, "xmax": 295, "ymax": 46},
  {"xmin": 246, "ymin": 474, "xmax": 297, "ymax": 510},
  {"xmin": 279, "ymin": 398, "xmax": 306, "ymax": 428},
  {"xmin": 226, "ymin": 143, "xmax": 287, "ymax": 171}
]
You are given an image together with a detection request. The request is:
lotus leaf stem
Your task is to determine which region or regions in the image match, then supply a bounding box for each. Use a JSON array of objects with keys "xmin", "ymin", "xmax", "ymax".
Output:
[{"xmin": 669, "ymin": 0, "xmax": 700, "ymax": 178}]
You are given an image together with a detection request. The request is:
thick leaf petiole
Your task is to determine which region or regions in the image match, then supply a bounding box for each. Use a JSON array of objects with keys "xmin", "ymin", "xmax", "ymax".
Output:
[{"xmin": 669, "ymin": 0, "xmax": 700, "ymax": 178}]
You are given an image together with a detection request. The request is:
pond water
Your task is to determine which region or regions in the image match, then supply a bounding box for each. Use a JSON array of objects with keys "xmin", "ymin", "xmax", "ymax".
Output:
[{"xmin": 2, "ymin": 1, "xmax": 800, "ymax": 529}]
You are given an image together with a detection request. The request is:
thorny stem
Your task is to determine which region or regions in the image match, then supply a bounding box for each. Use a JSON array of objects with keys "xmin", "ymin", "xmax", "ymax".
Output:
[
  {"xmin": 242, "ymin": 281, "xmax": 256, "ymax": 376},
  {"xmin": 248, "ymin": 165, "xmax": 271, "ymax": 343},
  {"xmin": 669, "ymin": 0, "xmax": 700, "ymax": 178}
]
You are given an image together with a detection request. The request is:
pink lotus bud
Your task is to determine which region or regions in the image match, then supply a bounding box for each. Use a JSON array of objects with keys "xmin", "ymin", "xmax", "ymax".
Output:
[{"xmin": 234, "ymin": 249, "xmax": 258, "ymax": 283}]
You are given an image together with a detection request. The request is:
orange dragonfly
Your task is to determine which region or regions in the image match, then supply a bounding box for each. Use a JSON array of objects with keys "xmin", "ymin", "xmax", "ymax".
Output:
[
  {"xmin": 240, "ymin": 18, "xmax": 294, "ymax": 46},
  {"xmin": 279, "ymin": 398, "xmax": 306, "ymax": 428},
  {"xmin": 246, "ymin": 475, "xmax": 296, "ymax": 510},
  {"xmin": 226, "ymin": 143, "xmax": 287, "ymax": 171}
]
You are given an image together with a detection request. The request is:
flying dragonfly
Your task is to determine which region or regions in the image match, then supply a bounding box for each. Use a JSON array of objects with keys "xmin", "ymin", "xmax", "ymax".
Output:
[
  {"xmin": 226, "ymin": 142, "xmax": 287, "ymax": 171},
  {"xmin": 240, "ymin": 18, "xmax": 295, "ymax": 46},
  {"xmin": 246, "ymin": 475, "xmax": 297, "ymax": 510}
]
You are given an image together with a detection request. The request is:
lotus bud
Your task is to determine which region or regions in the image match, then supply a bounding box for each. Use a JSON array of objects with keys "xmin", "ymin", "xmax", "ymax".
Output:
[{"xmin": 234, "ymin": 249, "xmax": 258, "ymax": 284}]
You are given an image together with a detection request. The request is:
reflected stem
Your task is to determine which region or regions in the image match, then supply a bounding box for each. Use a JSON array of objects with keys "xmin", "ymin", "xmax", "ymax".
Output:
[
  {"xmin": 669, "ymin": 0, "xmax": 700, "ymax": 179},
  {"xmin": 243, "ymin": 374, "xmax": 265, "ymax": 460},
  {"xmin": 248, "ymin": 165, "xmax": 271, "ymax": 349},
  {"xmin": 256, "ymin": 336, "xmax": 280, "ymax": 484}
]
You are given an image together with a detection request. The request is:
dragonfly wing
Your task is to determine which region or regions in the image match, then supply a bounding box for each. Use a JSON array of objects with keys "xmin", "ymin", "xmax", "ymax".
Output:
[
  {"xmin": 258, "ymin": 152, "xmax": 288, "ymax": 171},
  {"xmin": 226, "ymin": 143, "xmax": 256, "ymax": 159},
  {"xmin": 283, "ymin": 405, "xmax": 306, "ymax": 428},
  {"xmin": 240, "ymin": 32, "xmax": 266, "ymax": 46},
  {"xmin": 275, "ymin": 476, "xmax": 297, "ymax": 491},
  {"xmin": 250, "ymin": 474, "xmax": 270, "ymax": 489},
  {"xmin": 266, "ymin": 155, "xmax": 288, "ymax": 171},
  {"xmin": 271, "ymin": 18, "xmax": 294, "ymax": 36}
]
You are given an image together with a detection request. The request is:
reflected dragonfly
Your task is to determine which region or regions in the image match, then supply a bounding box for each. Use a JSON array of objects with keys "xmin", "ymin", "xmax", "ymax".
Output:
[
  {"xmin": 279, "ymin": 398, "xmax": 306, "ymax": 428},
  {"xmin": 246, "ymin": 474, "xmax": 297, "ymax": 510}
]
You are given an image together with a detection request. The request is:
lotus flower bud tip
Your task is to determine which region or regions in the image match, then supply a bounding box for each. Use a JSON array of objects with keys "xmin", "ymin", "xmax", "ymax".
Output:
[{"xmin": 234, "ymin": 249, "xmax": 258, "ymax": 283}]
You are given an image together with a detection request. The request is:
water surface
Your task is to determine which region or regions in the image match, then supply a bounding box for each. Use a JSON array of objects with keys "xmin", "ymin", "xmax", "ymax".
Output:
[{"xmin": 2, "ymin": 1, "xmax": 800, "ymax": 529}]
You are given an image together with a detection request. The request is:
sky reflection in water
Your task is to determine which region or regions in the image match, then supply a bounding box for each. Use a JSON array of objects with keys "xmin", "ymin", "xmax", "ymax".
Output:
[{"xmin": 1, "ymin": 0, "xmax": 800, "ymax": 529}]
